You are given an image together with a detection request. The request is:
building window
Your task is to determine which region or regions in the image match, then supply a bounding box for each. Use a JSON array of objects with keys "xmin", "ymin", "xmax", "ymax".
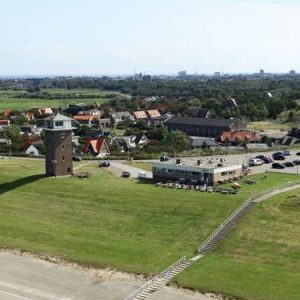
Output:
[
  {"xmin": 55, "ymin": 121, "xmax": 63, "ymax": 127},
  {"xmin": 61, "ymin": 145, "xmax": 65, "ymax": 150},
  {"xmin": 62, "ymin": 156, "xmax": 65, "ymax": 161},
  {"xmin": 61, "ymin": 133, "xmax": 65, "ymax": 139}
]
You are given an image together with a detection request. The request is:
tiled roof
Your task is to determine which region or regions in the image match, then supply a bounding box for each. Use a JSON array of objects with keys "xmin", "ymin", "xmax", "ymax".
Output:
[
  {"xmin": 82, "ymin": 138, "xmax": 106, "ymax": 154},
  {"xmin": 133, "ymin": 111, "xmax": 148, "ymax": 119},
  {"xmin": 146, "ymin": 109, "xmax": 161, "ymax": 118},
  {"xmin": 220, "ymin": 130, "xmax": 260, "ymax": 142}
]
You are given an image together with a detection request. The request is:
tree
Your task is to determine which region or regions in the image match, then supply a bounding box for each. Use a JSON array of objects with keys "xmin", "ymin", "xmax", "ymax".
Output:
[{"xmin": 0, "ymin": 124, "xmax": 22, "ymax": 152}]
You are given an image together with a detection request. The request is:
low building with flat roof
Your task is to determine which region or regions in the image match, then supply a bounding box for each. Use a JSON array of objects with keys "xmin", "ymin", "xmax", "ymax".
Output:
[{"xmin": 152, "ymin": 159, "xmax": 242, "ymax": 186}]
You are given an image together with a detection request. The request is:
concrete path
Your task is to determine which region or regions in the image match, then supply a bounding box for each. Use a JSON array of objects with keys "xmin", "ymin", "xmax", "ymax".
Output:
[
  {"xmin": 0, "ymin": 252, "xmax": 214, "ymax": 300},
  {"xmin": 254, "ymin": 183, "xmax": 300, "ymax": 203},
  {"xmin": 109, "ymin": 161, "xmax": 152, "ymax": 179}
]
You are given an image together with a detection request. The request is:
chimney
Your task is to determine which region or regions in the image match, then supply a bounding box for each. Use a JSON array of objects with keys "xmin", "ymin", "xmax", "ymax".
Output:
[
  {"xmin": 197, "ymin": 160, "xmax": 201, "ymax": 165},
  {"xmin": 176, "ymin": 159, "xmax": 181, "ymax": 164}
]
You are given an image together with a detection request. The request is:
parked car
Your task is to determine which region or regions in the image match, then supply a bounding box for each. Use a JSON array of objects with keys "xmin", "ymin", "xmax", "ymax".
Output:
[
  {"xmin": 121, "ymin": 171, "xmax": 131, "ymax": 178},
  {"xmin": 293, "ymin": 159, "xmax": 300, "ymax": 165},
  {"xmin": 255, "ymin": 155, "xmax": 273, "ymax": 163},
  {"xmin": 283, "ymin": 150, "xmax": 291, "ymax": 156},
  {"xmin": 272, "ymin": 152, "xmax": 285, "ymax": 160},
  {"xmin": 284, "ymin": 161, "xmax": 295, "ymax": 167},
  {"xmin": 99, "ymin": 160, "xmax": 110, "ymax": 167},
  {"xmin": 248, "ymin": 158, "xmax": 264, "ymax": 166},
  {"xmin": 72, "ymin": 156, "xmax": 82, "ymax": 161},
  {"xmin": 272, "ymin": 162, "xmax": 285, "ymax": 169},
  {"xmin": 160, "ymin": 155, "xmax": 170, "ymax": 162}
]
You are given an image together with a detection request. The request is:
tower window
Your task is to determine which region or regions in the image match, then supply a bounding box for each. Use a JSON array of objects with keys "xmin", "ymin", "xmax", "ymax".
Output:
[
  {"xmin": 62, "ymin": 156, "xmax": 65, "ymax": 161},
  {"xmin": 55, "ymin": 121, "xmax": 63, "ymax": 127},
  {"xmin": 62, "ymin": 145, "xmax": 65, "ymax": 150}
]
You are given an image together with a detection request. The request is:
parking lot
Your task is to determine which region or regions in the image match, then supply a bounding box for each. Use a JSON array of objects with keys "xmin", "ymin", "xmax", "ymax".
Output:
[{"xmin": 181, "ymin": 149, "xmax": 300, "ymax": 175}]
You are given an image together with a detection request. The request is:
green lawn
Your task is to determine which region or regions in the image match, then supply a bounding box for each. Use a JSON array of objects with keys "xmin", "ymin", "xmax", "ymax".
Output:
[
  {"xmin": 0, "ymin": 88, "xmax": 124, "ymax": 111},
  {"xmin": 176, "ymin": 187, "xmax": 300, "ymax": 300},
  {"xmin": 0, "ymin": 97, "xmax": 107, "ymax": 111},
  {"xmin": 0, "ymin": 159, "xmax": 299, "ymax": 282}
]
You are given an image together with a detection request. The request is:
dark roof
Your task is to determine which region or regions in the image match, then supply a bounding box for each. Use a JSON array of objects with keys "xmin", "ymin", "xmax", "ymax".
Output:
[
  {"xmin": 197, "ymin": 108, "xmax": 209, "ymax": 118},
  {"xmin": 164, "ymin": 116, "xmax": 239, "ymax": 127}
]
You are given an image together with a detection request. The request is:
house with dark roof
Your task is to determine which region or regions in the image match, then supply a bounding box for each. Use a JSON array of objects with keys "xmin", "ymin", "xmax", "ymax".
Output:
[
  {"xmin": 164, "ymin": 116, "xmax": 246, "ymax": 138},
  {"xmin": 110, "ymin": 111, "xmax": 134, "ymax": 127},
  {"xmin": 111, "ymin": 134, "xmax": 149, "ymax": 151},
  {"xmin": 281, "ymin": 128, "xmax": 300, "ymax": 145},
  {"xmin": 187, "ymin": 107, "xmax": 210, "ymax": 118},
  {"xmin": 82, "ymin": 137, "xmax": 110, "ymax": 157}
]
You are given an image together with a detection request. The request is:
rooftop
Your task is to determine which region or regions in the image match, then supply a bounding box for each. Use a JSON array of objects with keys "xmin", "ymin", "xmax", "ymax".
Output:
[
  {"xmin": 153, "ymin": 158, "xmax": 241, "ymax": 170},
  {"xmin": 164, "ymin": 116, "xmax": 240, "ymax": 127}
]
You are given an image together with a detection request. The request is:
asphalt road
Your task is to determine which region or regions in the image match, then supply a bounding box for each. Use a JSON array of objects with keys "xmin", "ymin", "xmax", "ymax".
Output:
[{"xmin": 0, "ymin": 252, "xmax": 213, "ymax": 300}]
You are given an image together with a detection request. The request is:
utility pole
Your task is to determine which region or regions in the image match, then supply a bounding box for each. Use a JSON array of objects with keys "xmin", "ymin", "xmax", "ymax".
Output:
[{"xmin": 7, "ymin": 139, "xmax": 12, "ymax": 159}]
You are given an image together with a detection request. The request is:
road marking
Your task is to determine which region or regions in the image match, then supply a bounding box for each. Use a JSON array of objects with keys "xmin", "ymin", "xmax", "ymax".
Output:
[{"xmin": 0, "ymin": 281, "xmax": 71, "ymax": 300}]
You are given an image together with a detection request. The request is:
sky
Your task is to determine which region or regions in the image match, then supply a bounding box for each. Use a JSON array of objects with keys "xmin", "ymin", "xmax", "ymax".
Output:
[{"xmin": 0, "ymin": 0, "xmax": 300, "ymax": 76}]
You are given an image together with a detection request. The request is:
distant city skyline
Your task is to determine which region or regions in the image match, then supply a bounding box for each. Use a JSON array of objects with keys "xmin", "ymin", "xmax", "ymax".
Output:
[{"xmin": 1, "ymin": 0, "xmax": 300, "ymax": 76}]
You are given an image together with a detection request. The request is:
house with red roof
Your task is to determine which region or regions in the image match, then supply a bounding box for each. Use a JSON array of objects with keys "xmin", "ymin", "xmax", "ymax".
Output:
[
  {"xmin": 133, "ymin": 110, "xmax": 148, "ymax": 120},
  {"xmin": 82, "ymin": 137, "xmax": 110, "ymax": 157},
  {"xmin": 0, "ymin": 119, "xmax": 10, "ymax": 129},
  {"xmin": 219, "ymin": 130, "xmax": 260, "ymax": 145},
  {"xmin": 146, "ymin": 109, "xmax": 162, "ymax": 125}
]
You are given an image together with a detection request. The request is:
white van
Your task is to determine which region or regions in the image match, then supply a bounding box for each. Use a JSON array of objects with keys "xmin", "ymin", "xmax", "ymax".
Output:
[{"xmin": 248, "ymin": 158, "xmax": 264, "ymax": 166}]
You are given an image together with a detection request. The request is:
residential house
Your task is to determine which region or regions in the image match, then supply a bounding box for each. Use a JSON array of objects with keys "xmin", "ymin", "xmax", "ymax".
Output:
[
  {"xmin": 218, "ymin": 130, "xmax": 260, "ymax": 145},
  {"xmin": 73, "ymin": 115, "xmax": 96, "ymax": 126},
  {"xmin": 20, "ymin": 135, "xmax": 42, "ymax": 156},
  {"xmin": 146, "ymin": 109, "xmax": 162, "ymax": 126},
  {"xmin": 281, "ymin": 128, "xmax": 300, "ymax": 145},
  {"xmin": 112, "ymin": 134, "xmax": 149, "ymax": 151},
  {"xmin": 110, "ymin": 111, "xmax": 134, "ymax": 127},
  {"xmin": 0, "ymin": 119, "xmax": 10, "ymax": 129},
  {"xmin": 187, "ymin": 107, "xmax": 210, "ymax": 118},
  {"xmin": 164, "ymin": 116, "xmax": 246, "ymax": 138},
  {"xmin": 77, "ymin": 109, "xmax": 102, "ymax": 117},
  {"xmin": 82, "ymin": 137, "xmax": 110, "ymax": 157},
  {"xmin": 98, "ymin": 118, "xmax": 111, "ymax": 129},
  {"xmin": 24, "ymin": 145, "xmax": 40, "ymax": 156},
  {"xmin": 189, "ymin": 136, "xmax": 218, "ymax": 148},
  {"xmin": 22, "ymin": 111, "xmax": 35, "ymax": 122},
  {"xmin": 20, "ymin": 124, "xmax": 38, "ymax": 135},
  {"xmin": 133, "ymin": 110, "xmax": 148, "ymax": 121},
  {"xmin": 37, "ymin": 108, "xmax": 53, "ymax": 118}
]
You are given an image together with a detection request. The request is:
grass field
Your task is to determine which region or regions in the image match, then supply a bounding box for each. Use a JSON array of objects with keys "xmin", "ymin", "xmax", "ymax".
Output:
[
  {"xmin": 176, "ymin": 188, "xmax": 300, "ymax": 300},
  {"xmin": 248, "ymin": 121, "xmax": 290, "ymax": 131},
  {"xmin": 0, "ymin": 88, "xmax": 120, "ymax": 111},
  {"xmin": 0, "ymin": 159, "xmax": 299, "ymax": 279}
]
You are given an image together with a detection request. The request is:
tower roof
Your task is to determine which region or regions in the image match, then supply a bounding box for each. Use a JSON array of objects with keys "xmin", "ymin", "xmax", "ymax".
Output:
[
  {"xmin": 44, "ymin": 113, "xmax": 74, "ymax": 122},
  {"xmin": 44, "ymin": 113, "xmax": 76, "ymax": 131}
]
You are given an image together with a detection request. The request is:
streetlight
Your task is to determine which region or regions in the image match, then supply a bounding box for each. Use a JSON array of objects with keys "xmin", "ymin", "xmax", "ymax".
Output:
[{"xmin": 7, "ymin": 139, "xmax": 12, "ymax": 159}]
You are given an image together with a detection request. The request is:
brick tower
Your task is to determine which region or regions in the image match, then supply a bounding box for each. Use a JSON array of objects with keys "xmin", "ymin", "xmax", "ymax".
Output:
[{"xmin": 44, "ymin": 113, "xmax": 75, "ymax": 177}]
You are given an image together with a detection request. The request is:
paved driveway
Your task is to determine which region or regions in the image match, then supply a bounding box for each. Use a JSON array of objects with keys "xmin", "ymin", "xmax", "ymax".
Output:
[{"xmin": 109, "ymin": 161, "xmax": 152, "ymax": 179}]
